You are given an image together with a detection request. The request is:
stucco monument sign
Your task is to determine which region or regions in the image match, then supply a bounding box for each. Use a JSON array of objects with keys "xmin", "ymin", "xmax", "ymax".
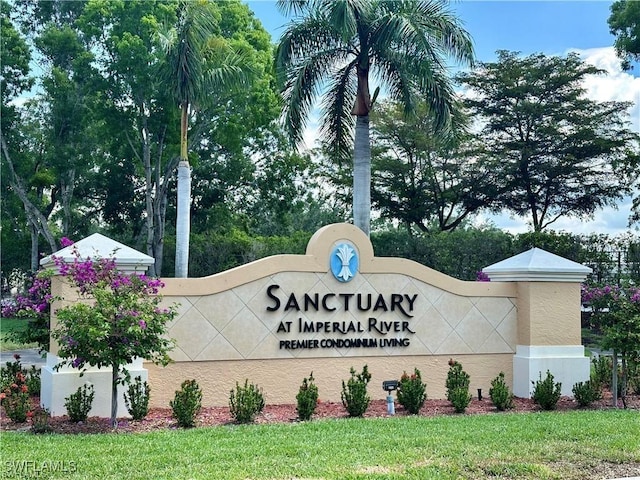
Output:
[{"xmin": 41, "ymin": 223, "xmax": 591, "ymax": 416}]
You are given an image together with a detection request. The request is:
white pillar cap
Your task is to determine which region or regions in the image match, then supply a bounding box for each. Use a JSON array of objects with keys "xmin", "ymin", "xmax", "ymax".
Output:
[
  {"xmin": 483, "ymin": 247, "xmax": 592, "ymax": 282},
  {"xmin": 40, "ymin": 233, "xmax": 154, "ymax": 274}
]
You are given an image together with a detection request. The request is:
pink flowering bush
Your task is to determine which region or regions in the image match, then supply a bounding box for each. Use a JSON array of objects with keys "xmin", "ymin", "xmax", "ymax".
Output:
[
  {"xmin": 51, "ymin": 242, "xmax": 176, "ymax": 428},
  {"xmin": 1, "ymin": 238, "xmax": 79, "ymax": 352},
  {"xmin": 582, "ymin": 283, "xmax": 640, "ymax": 403},
  {"xmin": 1, "ymin": 271, "xmax": 53, "ymax": 353}
]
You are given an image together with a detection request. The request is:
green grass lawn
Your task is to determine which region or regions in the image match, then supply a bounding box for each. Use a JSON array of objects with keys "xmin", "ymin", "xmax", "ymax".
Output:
[
  {"xmin": 2, "ymin": 410, "xmax": 639, "ymax": 479},
  {"xmin": 0, "ymin": 317, "xmax": 37, "ymax": 351}
]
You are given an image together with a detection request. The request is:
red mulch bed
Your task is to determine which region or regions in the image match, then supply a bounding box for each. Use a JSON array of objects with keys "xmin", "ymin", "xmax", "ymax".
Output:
[{"xmin": 1, "ymin": 392, "xmax": 638, "ymax": 434}]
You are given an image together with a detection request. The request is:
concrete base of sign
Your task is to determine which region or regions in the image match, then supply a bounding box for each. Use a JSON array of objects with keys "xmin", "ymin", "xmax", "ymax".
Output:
[
  {"xmin": 512, "ymin": 345, "xmax": 590, "ymax": 398},
  {"xmin": 40, "ymin": 353, "xmax": 147, "ymax": 417}
]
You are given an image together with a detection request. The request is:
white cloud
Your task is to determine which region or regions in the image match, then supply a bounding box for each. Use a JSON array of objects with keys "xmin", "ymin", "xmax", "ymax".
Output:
[{"xmin": 575, "ymin": 47, "xmax": 640, "ymax": 133}]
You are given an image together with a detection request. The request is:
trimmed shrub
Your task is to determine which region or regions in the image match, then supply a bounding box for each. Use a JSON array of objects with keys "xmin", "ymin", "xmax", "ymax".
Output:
[
  {"xmin": 229, "ymin": 379, "xmax": 265, "ymax": 424},
  {"xmin": 0, "ymin": 370, "xmax": 31, "ymax": 423},
  {"xmin": 170, "ymin": 379, "xmax": 202, "ymax": 428},
  {"xmin": 489, "ymin": 372, "xmax": 514, "ymax": 411},
  {"xmin": 30, "ymin": 406, "xmax": 52, "ymax": 434},
  {"xmin": 532, "ymin": 370, "xmax": 562, "ymax": 410},
  {"xmin": 445, "ymin": 359, "xmax": 470, "ymax": 400},
  {"xmin": 341, "ymin": 365, "xmax": 371, "ymax": 417},
  {"xmin": 296, "ymin": 372, "xmax": 318, "ymax": 421},
  {"xmin": 590, "ymin": 355, "xmax": 612, "ymax": 391},
  {"xmin": 446, "ymin": 360, "xmax": 472, "ymax": 413},
  {"xmin": 65, "ymin": 384, "xmax": 95, "ymax": 423},
  {"xmin": 572, "ymin": 380, "xmax": 601, "ymax": 407},
  {"xmin": 124, "ymin": 376, "xmax": 151, "ymax": 420},
  {"xmin": 397, "ymin": 368, "xmax": 427, "ymax": 414},
  {"xmin": 450, "ymin": 387, "xmax": 472, "ymax": 413}
]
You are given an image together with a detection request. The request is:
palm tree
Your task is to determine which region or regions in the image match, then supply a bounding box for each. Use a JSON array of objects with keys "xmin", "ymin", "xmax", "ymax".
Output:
[
  {"xmin": 276, "ymin": 0, "xmax": 474, "ymax": 236},
  {"xmin": 159, "ymin": 0, "xmax": 249, "ymax": 277}
]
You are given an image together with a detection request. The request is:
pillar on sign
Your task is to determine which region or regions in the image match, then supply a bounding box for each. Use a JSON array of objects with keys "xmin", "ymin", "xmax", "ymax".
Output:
[
  {"xmin": 39, "ymin": 234, "xmax": 154, "ymax": 417},
  {"xmin": 483, "ymin": 248, "xmax": 592, "ymax": 398}
]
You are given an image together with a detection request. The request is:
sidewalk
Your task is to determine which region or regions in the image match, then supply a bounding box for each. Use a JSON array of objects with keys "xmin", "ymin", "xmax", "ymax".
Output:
[{"xmin": 0, "ymin": 348, "xmax": 46, "ymax": 368}]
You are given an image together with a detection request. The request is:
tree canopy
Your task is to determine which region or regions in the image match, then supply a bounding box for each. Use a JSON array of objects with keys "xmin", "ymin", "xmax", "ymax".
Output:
[
  {"xmin": 609, "ymin": 0, "xmax": 640, "ymax": 71},
  {"xmin": 370, "ymin": 100, "xmax": 500, "ymax": 233},
  {"xmin": 457, "ymin": 50, "xmax": 640, "ymax": 232}
]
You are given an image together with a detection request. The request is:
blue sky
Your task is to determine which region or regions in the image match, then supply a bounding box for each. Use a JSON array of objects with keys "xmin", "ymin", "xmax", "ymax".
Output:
[
  {"xmin": 246, "ymin": 1, "xmax": 619, "ymax": 61},
  {"xmin": 244, "ymin": 1, "xmax": 639, "ymax": 235}
]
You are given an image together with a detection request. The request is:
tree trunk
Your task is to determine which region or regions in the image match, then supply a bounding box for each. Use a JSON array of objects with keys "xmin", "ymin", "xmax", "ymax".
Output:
[
  {"xmin": 353, "ymin": 115, "xmax": 371, "ymax": 236},
  {"xmin": 175, "ymin": 103, "xmax": 191, "ymax": 278},
  {"xmin": 175, "ymin": 161, "xmax": 191, "ymax": 277},
  {"xmin": 60, "ymin": 169, "xmax": 76, "ymax": 236},
  {"xmin": 142, "ymin": 118, "xmax": 157, "ymax": 277},
  {"xmin": 111, "ymin": 364, "xmax": 119, "ymax": 429},
  {"xmin": 30, "ymin": 222, "xmax": 39, "ymax": 272},
  {"xmin": 1, "ymin": 134, "xmax": 58, "ymax": 255}
]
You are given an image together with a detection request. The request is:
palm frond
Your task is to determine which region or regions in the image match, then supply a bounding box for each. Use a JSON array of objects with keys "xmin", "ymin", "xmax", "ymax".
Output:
[
  {"xmin": 319, "ymin": 61, "xmax": 358, "ymax": 162},
  {"xmin": 276, "ymin": 0, "xmax": 312, "ymax": 17},
  {"xmin": 282, "ymin": 48, "xmax": 350, "ymax": 147},
  {"xmin": 276, "ymin": 14, "xmax": 352, "ymax": 147}
]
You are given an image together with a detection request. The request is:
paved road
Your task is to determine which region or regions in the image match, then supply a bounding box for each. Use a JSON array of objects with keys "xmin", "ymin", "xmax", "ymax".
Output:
[{"xmin": 0, "ymin": 348, "xmax": 46, "ymax": 368}]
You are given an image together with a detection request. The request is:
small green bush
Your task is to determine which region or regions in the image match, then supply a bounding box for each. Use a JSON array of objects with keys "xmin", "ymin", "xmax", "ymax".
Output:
[
  {"xmin": 445, "ymin": 359, "xmax": 470, "ymax": 397},
  {"xmin": 170, "ymin": 379, "xmax": 202, "ymax": 428},
  {"xmin": 229, "ymin": 379, "xmax": 265, "ymax": 424},
  {"xmin": 25, "ymin": 365, "xmax": 40, "ymax": 397},
  {"xmin": 65, "ymin": 383, "xmax": 95, "ymax": 423},
  {"xmin": 572, "ymin": 380, "xmax": 601, "ymax": 407},
  {"xmin": 0, "ymin": 355, "xmax": 40, "ymax": 397},
  {"xmin": 629, "ymin": 359, "xmax": 640, "ymax": 395},
  {"xmin": 30, "ymin": 406, "xmax": 52, "ymax": 434},
  {"xmin": 341, "ymin": 365, "xmax": 371, "ymax": 417},
  {"xmin": 397, "ymin": 368, "xmax": 427, "ymax": 415},
  {"xmin": 0, "ymin": 360, "xmax": 21, "ymax": 393},
  {"xmin": 450, "ymin": 386, "xmax": 472, "ymax": 413},
  {"xmin": 446, "ymin": 360, "xmax": 472, "ymax": 413},
  {"xmin": 124, "ymin": 376, "xmax": 151, "ymax": 421},
  {"xmin": 489, "ymin": 372, "xmax": 514, "ymax": 411},
  {"xmin": 532, "ymin": 370, "xmax": 562, "ymax": 410},
  {"xmin": 590, "ymin": 355, "xmax": 612, "ymax": 391},
  {"xmin": 296, "ymin": 372, "xmax": 318, "ymax": 421}
]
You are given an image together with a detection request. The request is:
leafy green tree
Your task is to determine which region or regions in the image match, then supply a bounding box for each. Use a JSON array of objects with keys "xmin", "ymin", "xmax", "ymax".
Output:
[
  {"xmin": 609, "ymin": 0, "xmax": 640, "ymax": 71},
  {"xmin": 582, "ymin": 284, "xmax": 640, "ymax": 406},
  {"xmin": 371, "ymin": 100, "xmax": 500, "ymax": 233},
  {"xmin": 76, "ymin": 0, "xmax": 274, "ymax": 276},
  {"xmin": 77, "ymin": 0, "xmax": 179, "ymax": 276},
  {"xmin": 0, "ymin": 0, "xmax": 59, "ymax": 270},
  {"xmin": 458, "ymin": 51, "xmax": 640, "ymax": 232},
  {"xmin": 158, "ymin": 0, "xmax": 250, "ymax": 278},
  {"xmin": 5, "ymin": 0, "xmax": 105, "ymax": 268},
  {"xmin": 609, "ymin": 1, "xmax": 640, "ymax": 225},
  {"xmin": 275, "ymin": 0, "xmax": 474, "ymax": 236}
]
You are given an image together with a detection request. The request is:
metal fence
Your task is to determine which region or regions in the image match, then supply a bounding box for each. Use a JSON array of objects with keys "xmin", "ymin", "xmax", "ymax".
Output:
[{"xmin": 584, "ymin": 244, "xmax": 640, "ymax": 286}]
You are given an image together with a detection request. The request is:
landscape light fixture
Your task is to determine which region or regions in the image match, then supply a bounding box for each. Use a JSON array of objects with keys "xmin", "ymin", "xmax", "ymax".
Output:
[{"xmin": 382, "ymin": 380, "xmax": 399, "ymax": 415}]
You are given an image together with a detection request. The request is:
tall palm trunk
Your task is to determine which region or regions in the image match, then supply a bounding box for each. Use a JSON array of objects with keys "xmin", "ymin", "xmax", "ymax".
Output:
[
  {"xmin": 175, "ymin": 102, "xmax": 191, "ymax": 278},
  {"xmin": 353, "ymin": 115, "xmax": 371, "ymax": 236}
]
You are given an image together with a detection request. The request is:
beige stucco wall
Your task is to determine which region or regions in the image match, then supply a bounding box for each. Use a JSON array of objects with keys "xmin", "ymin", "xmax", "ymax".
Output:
[
  {"xmin": 516, "ymin": 282, "xmax": 581, "ymax": 345},
  {"xmin": 49, "ymin": 277, "xmax": 78, "ymax": 355},
  {"xmin": 47, "ymin": 223, "xmax": 587, "ymax": 408},
  {"xmin": 146, "ymin": 354, "xmax": 513, "ymax": 407},
  {"xmin": 145, "ymin": 224, "xmax": 520, "ymax": 407}
]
